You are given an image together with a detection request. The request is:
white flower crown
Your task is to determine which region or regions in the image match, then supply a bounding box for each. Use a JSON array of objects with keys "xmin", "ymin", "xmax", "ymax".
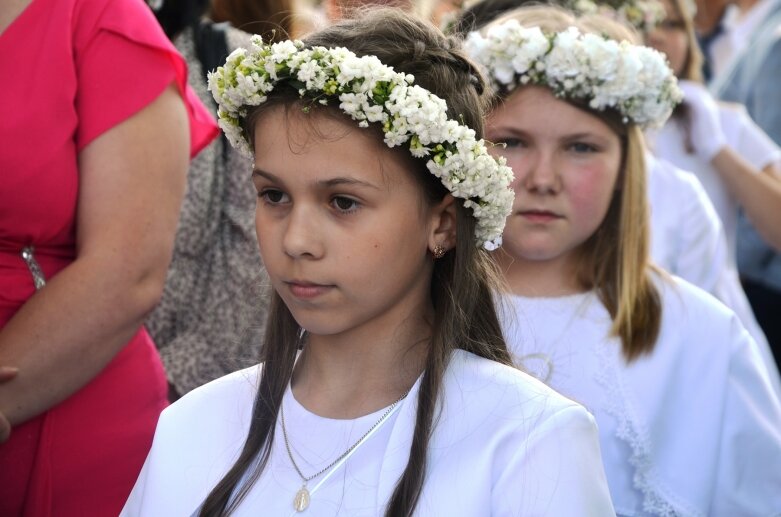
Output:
[
  {"xmin": 207, "ymin": 36, "xmax": 514, "ymax": 250},
  {"xmin": 567, "ymin": 0, "xmax": 666, "ymax": 32},
  {"xmin": 464, "ymin": 20, "xmax": 682, "ymax": 128}
]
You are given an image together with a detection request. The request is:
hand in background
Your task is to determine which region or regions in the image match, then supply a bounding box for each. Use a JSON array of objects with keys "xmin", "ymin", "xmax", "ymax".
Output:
[
  {"xmin": 0, "ymin": 367, "xmax": 19, "ymax": 443},
  {"xmin": 679, "ymin": 80, "xmax": 727, "ymax": 161}
]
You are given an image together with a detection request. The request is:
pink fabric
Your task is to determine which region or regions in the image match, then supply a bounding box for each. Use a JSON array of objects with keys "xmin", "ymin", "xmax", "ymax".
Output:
[{"xmin": 0, "ymin": 0, "xmax": 218, "ymax": 514}]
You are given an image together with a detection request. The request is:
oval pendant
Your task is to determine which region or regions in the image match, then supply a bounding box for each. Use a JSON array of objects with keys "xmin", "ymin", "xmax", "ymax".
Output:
[{"xmin": 294, "ymin": 486, "xmax": 310, "ymax": 512}]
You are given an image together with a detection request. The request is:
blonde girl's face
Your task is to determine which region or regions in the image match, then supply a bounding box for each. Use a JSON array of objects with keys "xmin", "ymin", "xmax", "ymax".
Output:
[
  {"xmin": 645, "ymin": 0, "xmax": 689, "ymax": 77},
  {"xmin": 486, "ymin": 86, "xmax": 622, "ymax": 271},
  {"xmin": 252, "ymin": 106, "xmax": 438, "ymax": 339}
]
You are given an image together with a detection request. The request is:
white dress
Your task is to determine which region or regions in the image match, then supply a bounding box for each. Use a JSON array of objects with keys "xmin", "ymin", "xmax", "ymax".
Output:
[
  {"xmin": 501, "ymin": 276, "xmax": 781, "ymax": 516},
  {"xmin": 121, "ymin": 349, "xmax": 616, "ymax": 516}
]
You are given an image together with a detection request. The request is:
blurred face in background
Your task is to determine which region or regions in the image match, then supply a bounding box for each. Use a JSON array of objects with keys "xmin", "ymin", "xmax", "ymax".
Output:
[{"xmin": 645, "ymin": 0, "xmax": 690, "ymax": 77}]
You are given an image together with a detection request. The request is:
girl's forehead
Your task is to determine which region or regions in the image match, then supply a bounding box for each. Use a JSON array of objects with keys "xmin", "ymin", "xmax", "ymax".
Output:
[
  {"xmin": 252, "ymin": 108, "xmax": 411, "ymax": 190},
  {"xmin": 489, "ymin": 87, "xmax": 618, "ymax": 137}
]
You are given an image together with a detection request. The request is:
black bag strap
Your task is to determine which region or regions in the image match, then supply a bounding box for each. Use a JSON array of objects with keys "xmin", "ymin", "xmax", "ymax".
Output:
[
  {"xmin": 193, "ymin": 20, "xmax": 231, "ymax": 160},
  {"xmin": 193, "ymin": 20, "xmax": 230, "ymax": 81}
]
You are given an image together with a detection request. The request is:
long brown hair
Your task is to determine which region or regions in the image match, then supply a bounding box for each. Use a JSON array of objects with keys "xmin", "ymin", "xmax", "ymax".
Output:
[
  {"xmin": 198, "ymin": 8, "xmax": 513, "ymax": 516},
  {"xmin": 488, "ymin": 6, "xmax": 663, "ymax": 362}
]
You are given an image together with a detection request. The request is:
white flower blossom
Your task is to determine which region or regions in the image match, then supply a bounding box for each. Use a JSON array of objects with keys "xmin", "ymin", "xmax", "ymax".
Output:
[
  {"xmin": 207, "ymin": 36, "xmax": 514, "ymax": 249},
  {"xmin": 464, "ymin": 20, "xmax": 681, "ymax": 129}
]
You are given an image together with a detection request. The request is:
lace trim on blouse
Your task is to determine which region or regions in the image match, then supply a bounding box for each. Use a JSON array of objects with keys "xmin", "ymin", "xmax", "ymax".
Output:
[{"xmin": 594, "ymin": 339, "xmax": 701, "ymax": 517}]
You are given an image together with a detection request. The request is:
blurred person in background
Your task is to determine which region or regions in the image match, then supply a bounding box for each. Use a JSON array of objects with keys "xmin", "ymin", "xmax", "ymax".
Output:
[
  {"xmin": 709, "ymin": 0, "xmax": 781, "ymax": 358},
  {"xmin": 645, "ymin": 0, "xmax": 781, "ymax": 370},
  {"xmin": 0, "ymin": 0, "xmax": 216, "ymax": 513},
  {"xmin": 147, "ymin": 0, "xmax": 302, "ymax": 400}
]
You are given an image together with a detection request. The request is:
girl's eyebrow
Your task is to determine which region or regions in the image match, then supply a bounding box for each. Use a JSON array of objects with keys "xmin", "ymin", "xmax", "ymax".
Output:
[
  {"xmin": 252, "ymin": 168, "xmax": 278, "ymax": 181},
  {"xmin": 562, "ymin": 132, "xmax": 601, "ymax": 140},
  {"xmin": 318, "ymin": 177, "xmax": 382, "ymax": 190},
  {"xmin": 252, "ymin": 168, "xmax": 381, "ymax": 190}
]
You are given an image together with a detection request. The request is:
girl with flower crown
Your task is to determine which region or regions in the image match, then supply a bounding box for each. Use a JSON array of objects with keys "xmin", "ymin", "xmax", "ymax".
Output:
[
  {"xmin": 452, "ymin": 0, "xmax": 781, "ymax": 399},
  {"xmin": 465, "ymin": 6, "xmax": 781, "ymax": 516},
  {"xmin": 121, "ymin": 8, "xmax": 615, "ymax": 516}
]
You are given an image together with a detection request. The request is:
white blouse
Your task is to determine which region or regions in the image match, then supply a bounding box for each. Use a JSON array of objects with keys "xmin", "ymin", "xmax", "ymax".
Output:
[
  {"xmin": 501, "ymin": 276, "xmax": 781, "ymax": 516},
  {"xmin": 646, "ymin": 152, "xmax": 727, "ymax": 292},
  {"xmin": 121, "ymin": 349, "xmax": 616, "ymax": 516}
]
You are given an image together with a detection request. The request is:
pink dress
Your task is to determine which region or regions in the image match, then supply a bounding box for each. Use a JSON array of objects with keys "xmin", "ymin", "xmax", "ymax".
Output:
[{"xmin": 0, "ymin": 0, "xmax": 218, "ymax": 514}]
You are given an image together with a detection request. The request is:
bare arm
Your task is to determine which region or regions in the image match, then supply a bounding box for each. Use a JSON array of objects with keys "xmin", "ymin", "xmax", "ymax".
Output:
[
  {"xmin": 0, "ymin": 83, "xmax": 189, "ymax": 425},
  {"xmin": 711, "ymin": 149, "xmax": 781, "ymax": 251}
]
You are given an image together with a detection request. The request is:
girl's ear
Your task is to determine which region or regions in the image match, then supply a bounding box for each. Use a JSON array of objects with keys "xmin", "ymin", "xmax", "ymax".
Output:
[{"xmin": 428, "ymin": 194, "xmax": 457, "ymax": 254}]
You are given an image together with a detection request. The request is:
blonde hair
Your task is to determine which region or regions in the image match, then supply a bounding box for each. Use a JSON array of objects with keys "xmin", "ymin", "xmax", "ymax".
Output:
[
  {"xmin": 488, "ymin": 5, "xmax": 662, "ymax": 361},
  {"xmin": 663, "ymin": 0, "xmax": 704, "ymax": 82}
]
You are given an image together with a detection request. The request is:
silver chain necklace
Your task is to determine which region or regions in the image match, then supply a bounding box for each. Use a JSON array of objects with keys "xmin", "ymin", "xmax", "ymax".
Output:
[{"xmin": 280, "ymin": 390, "xmax": 409, "ymax": 512}]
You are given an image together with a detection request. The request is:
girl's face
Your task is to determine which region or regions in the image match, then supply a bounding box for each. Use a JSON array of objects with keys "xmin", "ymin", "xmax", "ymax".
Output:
[
  {"xmin": 252, "ymin": 106, "xmax": 441, "ymax": 338},
  {"xmin": 645, "ymin": 0, "xmax": 689, "ymax": 77},
  {"xmin": 486, "ymin": 87, "xmax": 622, "ymax": 272}
]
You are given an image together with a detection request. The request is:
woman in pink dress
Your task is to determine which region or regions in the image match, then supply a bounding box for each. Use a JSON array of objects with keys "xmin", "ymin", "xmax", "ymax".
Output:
[{"xmin": 0, "ymin": 0, "xmax": 217, "ymax": 514}]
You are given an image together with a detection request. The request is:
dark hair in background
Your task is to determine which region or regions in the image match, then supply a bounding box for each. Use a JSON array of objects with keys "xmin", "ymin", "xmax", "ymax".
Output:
[
  {"xmin": 152, "ymin": 0, "xmax": 294, "ymax": 49},
  {"xmin": 448, "ymin": 0, "xmax": 533, "ymax": 36},
  {"xmin": 210, "ymin": 0, "xmax": 294, "ymax": 38},
  {"xmin": 197, "ymin": 7, "xmax": 513, "ymax": 517}
]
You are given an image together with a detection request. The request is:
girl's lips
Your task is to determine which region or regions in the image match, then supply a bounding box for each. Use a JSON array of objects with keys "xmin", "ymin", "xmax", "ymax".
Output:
[
  {"xmin": 519, "ymin": 210, "xmax": 562, "ymax": 223},
  {"xmin": 286, "ymin": 281, "xmax": 334, "ymax": 299}
]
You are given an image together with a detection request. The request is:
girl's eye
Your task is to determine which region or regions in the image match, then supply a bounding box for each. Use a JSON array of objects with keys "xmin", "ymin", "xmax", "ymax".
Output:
[
  {"xmin": 331, "ymin": 196, "xmax": 360, "ymax": 213},
  {"xmin": 499, "ymin": 137, "xmax": 525, "ymax": 149},
  {"xmin": 259, "ymin": 189, "xmax": 289, "ymax": 204},
  {"xmin": 569, "ymin": 142, "xmax": 598, "ymax": 154},
  {"xmin": 659, "ymin": 19, "xmax": 685, "ymax": 31}
]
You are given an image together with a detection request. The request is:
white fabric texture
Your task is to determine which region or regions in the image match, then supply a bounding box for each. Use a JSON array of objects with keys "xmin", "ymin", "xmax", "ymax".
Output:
[
  {"xmin": 121, "ymin": 349, "xmax": 616, "ymax": 516},
  {"xmin": 646, "ymin": 152, "xmax": 726, "ymax": 290},
  {"xmin": 501, "ymin": 275, "xmax": 781, "ymax": 516}
]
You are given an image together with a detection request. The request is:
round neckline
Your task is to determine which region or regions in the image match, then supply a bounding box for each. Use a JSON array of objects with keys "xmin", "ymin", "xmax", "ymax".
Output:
[
  {"xmin": 284, "ymin": 387, "xmax": 391, "ymax": 425},
  {"xmin": 284, "ymin": 373, "xmax": 422, "ymax": 425},
  {"xmin": 509, "ymin": 289, "xmax": 596, "ymax": 304}
]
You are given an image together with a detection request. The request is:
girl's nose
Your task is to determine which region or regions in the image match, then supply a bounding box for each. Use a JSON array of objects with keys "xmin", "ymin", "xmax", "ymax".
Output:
[{"xmin": 282, "ymin": 205, "xmax": 325, "ymax": 260}]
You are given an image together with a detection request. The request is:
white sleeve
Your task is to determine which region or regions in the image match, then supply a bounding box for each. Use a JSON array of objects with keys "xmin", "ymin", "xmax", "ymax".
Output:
[
  {"xmin": 721, "ymin": 104, "xmax": 781, "ymax": 171},
  {"xmin": 494, "ymin": 405, "xmax": 617, "ymax": 516},
  {"xmin": 668, "ymin": 170, "xmax": 729, "ymax": 296},
  {"xmin": 712, "ymin": 316, "xmax": 781, "ymax": 516},
  {"xmin": 119, "ymin": 412, "xmax": 205, "ymax": 517},
  {"xmin": 120, "ymin": 368, "xmax": 258, "ymax": 517}
]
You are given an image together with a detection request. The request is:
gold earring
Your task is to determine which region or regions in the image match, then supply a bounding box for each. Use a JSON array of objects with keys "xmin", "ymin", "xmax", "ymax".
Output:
[{"xmin": 432, "ymin": 244, "xmax": 446, "ymax": 259}]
